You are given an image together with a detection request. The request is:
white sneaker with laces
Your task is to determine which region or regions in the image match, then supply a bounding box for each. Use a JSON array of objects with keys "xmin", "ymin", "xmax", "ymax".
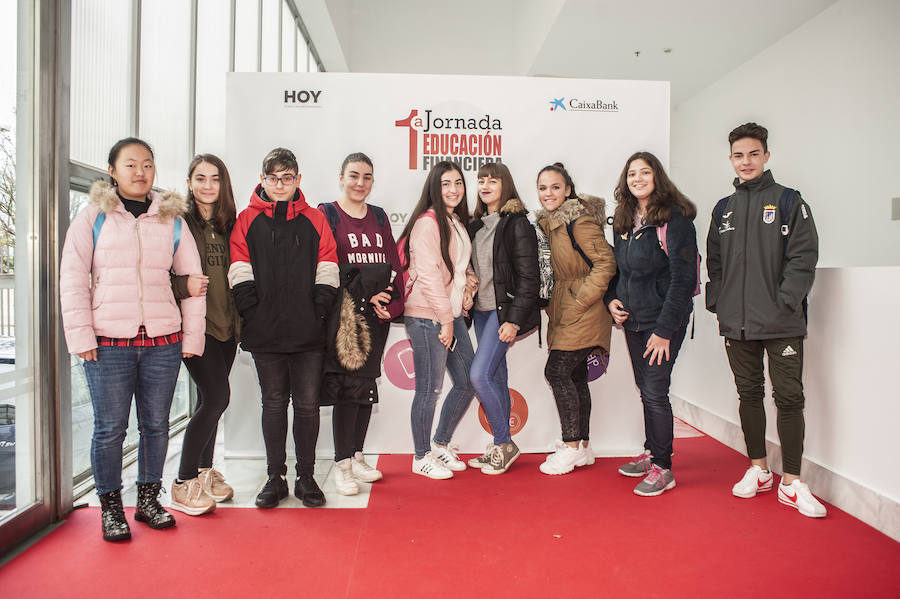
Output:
[
  {"xmin": 431, "ymin": 445, "xmax": 467, "ymax": 471},
  {"xmin": 732, "ymin": 465, "xmax": 774, "ymax": 498},
  {"xmin": 778, "ymin": 480, "xmax": 827, "ymax": 518},
  {"xmin": 412, "ymin": 453, "xmax": 453, "ymax": 480},
  {"xmin": 351, "ymin": 452, "xmax": 382, "ymax": 482},
  {"xmin": 539, "ymin": 441, "xmax": 585, "ymax": 475},
  {"xmin": 334, "ymin": 458, "xmax": 360, "ymax": 496},
  {"xmin": 576, "ymin": 441, "xmax": 595, "ymax": 467}
]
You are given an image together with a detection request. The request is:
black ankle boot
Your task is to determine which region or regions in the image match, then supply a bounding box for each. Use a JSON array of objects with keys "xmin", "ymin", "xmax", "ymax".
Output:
[
  {"xmin": 98, "ymin": 489, "xmax": 131, "ymax": 542},
  {"xmin": 134, "ymin": 482, "xmax": 176, "ymax": 529}
]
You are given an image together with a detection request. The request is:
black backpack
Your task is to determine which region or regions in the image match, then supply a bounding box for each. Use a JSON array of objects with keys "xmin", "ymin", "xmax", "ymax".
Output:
[{"xmin": 321, "ymin": 201, "xmax": 388, "ymax": 232}]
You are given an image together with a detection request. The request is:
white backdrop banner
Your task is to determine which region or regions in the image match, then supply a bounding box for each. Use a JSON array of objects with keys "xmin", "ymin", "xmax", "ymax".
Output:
[{"xmin": 223, "ymin": 72, "xmax": 671, "ymax": 457}]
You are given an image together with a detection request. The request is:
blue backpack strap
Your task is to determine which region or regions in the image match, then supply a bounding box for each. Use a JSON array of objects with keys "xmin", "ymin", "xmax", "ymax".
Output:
[
  {"xmin": 322, "ymin": 202, "xmax": 340, "ymax": 234},
  {"xmin": 91, "ymin": 211, "xmax": 107, "ymax": 263},
  {"xmin": 371, "ymin": 205, "xmax": 388, "ymax": 229},
  {"xmin": 173, "ymin": 217, "xmax": 182, "ymax": 255},
  {"xmin": 565, "ymin": 221, "xmax": 593, "ymax": 269}
]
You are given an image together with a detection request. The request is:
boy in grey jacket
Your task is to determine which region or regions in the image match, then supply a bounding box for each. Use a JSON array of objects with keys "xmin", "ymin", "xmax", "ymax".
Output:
[{"xmin": 706, "ymin": 122, "xmax": 826, "ymax": 518}]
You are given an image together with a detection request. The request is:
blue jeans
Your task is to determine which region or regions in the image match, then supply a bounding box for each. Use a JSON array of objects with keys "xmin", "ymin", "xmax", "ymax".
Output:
[
  {"xmin": 623, "ymin": 326, "xmax": 687, "ymax": 470},
  {"xmin": 471, "ymin": 310, "xmax": 512, "ymax": 444},
  {"xmin": 83, "ymin": 342, "xmax": 183, "ymax": 495},
  {"xmin": 405, "ymin": 316, "xmax": 475, "ymax": 459}
]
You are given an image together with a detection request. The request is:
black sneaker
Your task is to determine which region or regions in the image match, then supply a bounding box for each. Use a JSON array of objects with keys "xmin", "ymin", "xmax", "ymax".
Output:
[
  {"xmin": 255, "ymin": 476, "xmax": 289, "ymax": 509},
  {"xmin": 294, "ymin": 474, "xmax": 326, "ymax": 508}
]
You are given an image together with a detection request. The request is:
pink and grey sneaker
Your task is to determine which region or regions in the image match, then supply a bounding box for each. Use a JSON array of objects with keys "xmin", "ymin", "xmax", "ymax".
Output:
[
  {"xmin": 617, "ymin": 450, "xmax": 652, "ymax": 478},
  {"xmin": 633, "ymin": 464, "xmax": 676, "ymax": 497},
  {"xmin": 778, "ymin": 480, "xmax": 827, "ymax": 518},
  {"xmin": 732, "ymin": 465, "xmax": 774, "ymax": 498}
]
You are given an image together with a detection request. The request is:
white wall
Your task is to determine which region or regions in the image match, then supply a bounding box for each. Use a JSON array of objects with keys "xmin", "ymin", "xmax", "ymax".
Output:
[
  {"xmin": 671, "ymin": 0, "xmax": 900, "ymax": 268},
  {"xmin": 669, "ymin": 0, "xmax": 900, "ymax": 536}
]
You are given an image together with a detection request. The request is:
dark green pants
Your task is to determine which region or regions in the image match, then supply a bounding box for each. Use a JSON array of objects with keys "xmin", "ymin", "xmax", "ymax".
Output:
[{"xmin": 724, "ymin": 336, "xmax": 805, "ymax": 476}]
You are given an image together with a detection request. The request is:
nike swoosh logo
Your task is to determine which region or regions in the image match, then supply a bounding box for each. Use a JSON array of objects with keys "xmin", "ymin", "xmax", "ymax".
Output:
[
  {"xmin": 758, "ymin": 479, "xmax": 768, "ymax": 488},
  {"xmin": 782, "ymin": 490, "xmax": 798, "ymax": 503}
]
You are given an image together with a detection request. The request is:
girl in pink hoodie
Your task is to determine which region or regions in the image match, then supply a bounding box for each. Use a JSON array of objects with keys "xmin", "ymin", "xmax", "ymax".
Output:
[{"xmin": 60, "ymin": 138, "xmax": 205, "ymax": 542}]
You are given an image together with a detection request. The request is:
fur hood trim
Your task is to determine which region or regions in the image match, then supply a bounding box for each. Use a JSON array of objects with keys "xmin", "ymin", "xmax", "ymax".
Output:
[
  {"xmin": 335, "ymin": 290, "xmax": 372, "ymax": 371},
  {"xmin": 89, "ymin": 180, "xmax": 187, "ymax": 220},
  {"xmin": 500, "ymin": 197, "xmax": 528, "ymax": 216},
  {"xmin": 536, "ymin": 193, "xmax": 606, "ymax": 226}
]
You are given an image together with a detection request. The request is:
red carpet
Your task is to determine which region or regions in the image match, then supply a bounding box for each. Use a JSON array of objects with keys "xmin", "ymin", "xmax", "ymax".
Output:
[{"xmin": 3, "ymin": 436, "xmax": 899, "ymax": 598}]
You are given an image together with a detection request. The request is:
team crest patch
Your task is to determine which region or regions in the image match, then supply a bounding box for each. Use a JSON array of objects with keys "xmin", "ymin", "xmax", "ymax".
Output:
[{"xmin": 762, "ymin": 204, "xmax": 776, "ymax": 224}]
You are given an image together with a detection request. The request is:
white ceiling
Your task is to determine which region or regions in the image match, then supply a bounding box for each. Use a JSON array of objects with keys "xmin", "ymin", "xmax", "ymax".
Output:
[{"xmin": 302, "ymin": 0, "xmax": 837, "ymax": 105}]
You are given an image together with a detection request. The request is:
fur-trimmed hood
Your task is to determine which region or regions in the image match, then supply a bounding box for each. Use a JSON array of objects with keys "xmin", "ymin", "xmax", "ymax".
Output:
[
  {"xmin": 89, "ymin": 180, "xmax": 187, "ymax": 221},
  {"xmin": 536, "ymin": 193, "xmax": 606, "ymax": 228},
  {"xmin": 500, "ymin": 197, "xmax": 528, "ymax": 216}
]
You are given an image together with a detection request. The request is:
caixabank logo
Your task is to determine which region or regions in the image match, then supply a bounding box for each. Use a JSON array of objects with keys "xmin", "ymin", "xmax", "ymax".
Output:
[
  {"xmin": 548, "ymin": 96, "xmax": 619, "ymax": 113},
  {"xmin": 394, "ymin": 109, "xmax": 503, "ymax": 171}
]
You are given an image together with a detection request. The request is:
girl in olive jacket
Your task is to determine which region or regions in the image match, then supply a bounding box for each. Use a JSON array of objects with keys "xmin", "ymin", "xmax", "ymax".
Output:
[{"xmin": 534, "ymin": 163, "xmax": 616, "ymax": 476}]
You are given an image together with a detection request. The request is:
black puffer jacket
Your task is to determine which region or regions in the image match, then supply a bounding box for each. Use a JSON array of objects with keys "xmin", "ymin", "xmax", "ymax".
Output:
[
  {"xmin": 604, "ymin": 205, "xmax": 698, "ymax": 339},
  {"xmin": 467, "ymin": 198, "xmax": 540, "ymax": 335}
]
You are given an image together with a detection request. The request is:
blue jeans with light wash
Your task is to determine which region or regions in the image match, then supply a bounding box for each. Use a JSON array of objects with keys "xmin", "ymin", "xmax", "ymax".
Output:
[
  {"xmin": 471, "ymin": 310, "xmax": 512, "ymax": 444},
  {"xmin": 83, "ymin": 342, "xmax": 183, "ymax": 495},
  {"xmin": 405, "ymin": 316, "xmax": 475, "ymax": 459}
]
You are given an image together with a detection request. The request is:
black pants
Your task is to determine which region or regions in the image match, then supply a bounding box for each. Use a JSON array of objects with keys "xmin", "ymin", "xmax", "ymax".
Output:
[
  {"xmin": 624, "ymin": 326, "xmax": 686, "ymax": 470},
  {"xmin": 333, "ymin": 403, "xmax": 373, "ymax": 462},
  {"xmin": 724, "ymin": 336, "xmax": 805, "ymax": 476},
  {"xmin": 252, "ymin": 350, "xmax": 323, "ymax": 477},
  {"xmin": 178, "ymin": 335, "xmax": 237, "ymax": 481},
  {"xmin": 544, "ymin": 348, "xmax": 593, "ymax": 443}
]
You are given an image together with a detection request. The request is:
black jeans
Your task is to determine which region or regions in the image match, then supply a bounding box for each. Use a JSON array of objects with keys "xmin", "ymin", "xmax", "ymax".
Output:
[
  {"xmin": 252, "ymin": 350, "xmax": 324, "ymax": 477},
  {"xmin": 332, "ymin": 403, "xmax": 373, "ymax": 462},
  {"xmin": 178, "ymin": 335, "xmax": 237, "ymax": 481},
  {"xmin": 724, "ymin": 336, "xmax": 805, "ymax": 476},
  {"xmin": 544, "ymin": 348, "xmax": 593, "ymax": 443},
  {"xmin": 624, "ymin": 326, "xmax": 686, "ymax": 470}
]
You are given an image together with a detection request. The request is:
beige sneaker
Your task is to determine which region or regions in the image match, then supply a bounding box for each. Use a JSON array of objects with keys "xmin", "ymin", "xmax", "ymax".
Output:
[
  {"xmin": 351, "ymin": 452, "xmax": 383, "ymax": 482},
  {"xmin": 198, "ymin": 468, "xmax": 234, "ymax": 502},
  {"xmin": 335, "ymin": 458, "xmax": 360, "ymax": 496},
  {"xmin": 170, "ymin": 478, "xmax": 216, "ymax": 516}
]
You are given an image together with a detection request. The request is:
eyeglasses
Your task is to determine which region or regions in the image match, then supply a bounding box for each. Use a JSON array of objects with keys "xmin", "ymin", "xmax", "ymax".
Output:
[{"xmin": 262, "ymin": 174, "xmax": 296, "ymax": 186}]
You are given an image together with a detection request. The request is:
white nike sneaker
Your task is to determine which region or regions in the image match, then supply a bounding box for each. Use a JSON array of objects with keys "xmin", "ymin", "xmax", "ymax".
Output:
[
  {"xmin": 732, "ymin": 465, "xmax": 773, "ymax": 498},
  {"xmin": 778, "ymin": 480, "xmax": 827, "ymax": 518}
]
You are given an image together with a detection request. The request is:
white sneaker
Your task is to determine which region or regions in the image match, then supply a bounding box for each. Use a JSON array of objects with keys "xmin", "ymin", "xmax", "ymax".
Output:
[
  {"xmin": 412, "ymin": 453, "xmax": 453, "ymax": 480},
  {"xmin": 431, "ymin": 445, "xmax": 467, "ymax": 471},
  {"xmin": 468, "ymin": 443, "xmax": 494, "ymax": 469},
  {"xmin": 732, "ymin": 465, "xmax": 774, "ymax": 498},
  {"xmin": 334, "ymin": 458, "xmax": 360, "ymax": 496},
  {"xmin": 576, "ymin": 441, "xmax": 595, "ymax": 467},
  {"xmin": 351, "ymin": 452, "xmax": 383, "ymax": 483},
  {"xmin": 539, "ymin": 441, "xmax": 585, "ymax": 475},
  {"xmin": 778, "ymin": 480, "xmax": 827, "ymax": 518}
]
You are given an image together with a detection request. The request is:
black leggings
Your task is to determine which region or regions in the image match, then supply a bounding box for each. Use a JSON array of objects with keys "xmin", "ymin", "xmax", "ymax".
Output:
[
  {"xmin": 333, "ymin": 403, "xmax": 373, "ymax": 462},
  {"xmin": 544, "ymin": 348, "xmax": 593, "ymax": 443},
  {"xmin": 178, "ymin": 335, "xmax": 237, "ymax": 481}
]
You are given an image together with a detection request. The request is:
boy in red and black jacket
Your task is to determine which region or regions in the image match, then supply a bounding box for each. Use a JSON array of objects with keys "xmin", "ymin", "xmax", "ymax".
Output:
[{"xmin": 228, "ymin": 147, "xmax": 338, "ymax": 508}]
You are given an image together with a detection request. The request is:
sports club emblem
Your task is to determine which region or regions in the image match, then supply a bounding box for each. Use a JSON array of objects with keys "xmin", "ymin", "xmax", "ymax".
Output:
[{"xmin": 762, "ymin": 204, "xmax": 776, "ymax": 224}]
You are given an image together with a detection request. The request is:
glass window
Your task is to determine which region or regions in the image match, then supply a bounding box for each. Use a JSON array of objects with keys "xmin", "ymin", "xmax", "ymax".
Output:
[
  {"xmin": 234, "ymin": 0, "xmax": 259, "ymax": 72},
  {"xmin": 297, "ymin": 38, "xmax": 309, "ymax": 73},
  {"xmin": 261, "ymin": 0, "xmax": 280, "ymax": 72},
  {"xmin": 70, "ymin": 0, "xmax": 135, "ymax": 169},
  {"xmin": 0, "ymin": 0, "xmax": 37, "ymax": 522},
  {"xmin": 281, "ymin": 1, "xmax": 294, "ymax": 72},
  {"xmin": 139, "ymin": 0, "xmax": 192, "ymax": 189},
  {"xmin": 196, "ymin": 0, "xmax": 231, "ymax": 156}
]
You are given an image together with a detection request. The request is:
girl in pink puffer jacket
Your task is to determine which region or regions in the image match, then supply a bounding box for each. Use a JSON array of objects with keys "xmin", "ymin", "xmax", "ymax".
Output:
[{"xmin": 59, "ymin": 137, "xmax": 205, "ymax": 542}]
